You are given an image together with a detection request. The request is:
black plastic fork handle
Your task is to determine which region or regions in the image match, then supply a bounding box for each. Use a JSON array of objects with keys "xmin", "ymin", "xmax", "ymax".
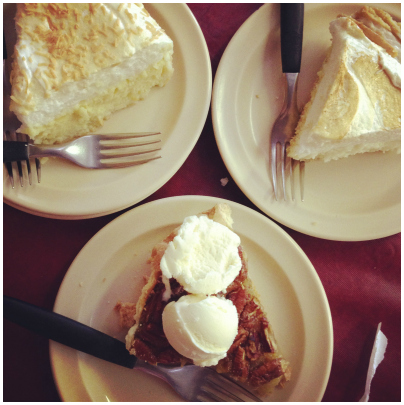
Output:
[
  {"xmin": 280, "ymin": 4, "xmax": 304, "ymax": 73},
  {"xmin": 3, "ymin": 141, "xmax": 29, "ymax": 162},
  {"xmin": 3, "ymin": 295, "xmax": 137, "ymax": 369}
]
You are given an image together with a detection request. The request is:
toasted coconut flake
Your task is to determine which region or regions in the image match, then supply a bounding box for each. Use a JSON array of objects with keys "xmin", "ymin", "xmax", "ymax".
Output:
[
  {"xmin": 125, "ymin": 9, "xmax": 135, "ymax": 23},
  {"xmin": 9, "ymin": 2, "xmax": 174, "ymax": 139}
]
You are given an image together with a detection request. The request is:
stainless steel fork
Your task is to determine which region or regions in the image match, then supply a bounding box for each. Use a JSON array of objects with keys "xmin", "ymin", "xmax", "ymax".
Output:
[
  {"xmin": 3, "ymin": 131, "xmax": 41, "ymax": 188},
  {"xmin": 270, "ymin": 4, "xmax": 305, "ymax": 201},
  {"xmin": 138, "ymin": 360, "xmax": 262, "ymax": 401},
  {"xmin": 3, "ymin": 41, "xmax": 41, "ymax": 188},
  {"xmin": 4, "ymin": 133, "xmax": 162, "ymax": 169},
  {"xmin": 4, "ymin": 295, "xmax": 263, "ymax": 402}
]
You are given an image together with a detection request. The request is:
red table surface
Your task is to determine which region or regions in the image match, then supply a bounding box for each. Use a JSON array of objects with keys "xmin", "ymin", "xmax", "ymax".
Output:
[{"xmin": 3, "ymin": 3, "xmax": 401, "ymax": 402}]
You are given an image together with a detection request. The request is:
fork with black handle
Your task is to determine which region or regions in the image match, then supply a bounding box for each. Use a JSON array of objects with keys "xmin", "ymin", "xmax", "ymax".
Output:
[
  {"xmin": 269, "ymin": 4, "xmax": 305, "ymax": 201},
  {"xmin": 4, "ymin": 295, "xmax": 262, "ymax": 402},
  {"xmin": 3, "ymin": 32, "xmax": 41, "ymax": 187}
]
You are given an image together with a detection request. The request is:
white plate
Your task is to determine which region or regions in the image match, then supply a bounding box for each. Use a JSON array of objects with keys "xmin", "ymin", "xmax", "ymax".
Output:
[
  {"xmin": 3, "ymin": 4, "xmax": 211, "ymax": 219},
  {"xmin": 212, "ymin": 3, "xmax": 401, "ymax": 241},
  {"xmin": 50, "ymin": 195, "xmax": 333, "ymax": 402}
]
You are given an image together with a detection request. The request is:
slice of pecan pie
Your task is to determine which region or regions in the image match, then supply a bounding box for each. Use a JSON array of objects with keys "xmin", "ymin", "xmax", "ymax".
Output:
[{"xmin": 116, "ymin": 204, "xmax": 290, "ymax": 395}]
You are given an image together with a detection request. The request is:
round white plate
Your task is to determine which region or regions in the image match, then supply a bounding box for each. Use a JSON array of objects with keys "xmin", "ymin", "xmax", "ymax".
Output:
[
  {"xmin": 212, "ymin": 3, "xmax": 401, "ymax": 241},
  {"xmin": 50, "ymin": 195, "xmax": 333, "ymax": 402},
  {"xmin": 3, "ymin": 4, "xmax": 212, "ymax": 219}
]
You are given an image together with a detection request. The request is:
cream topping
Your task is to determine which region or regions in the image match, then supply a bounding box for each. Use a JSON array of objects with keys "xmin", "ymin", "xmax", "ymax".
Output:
[{"xmin": 10, "ymin": 3, "xmax": 173, "ymax": 125}]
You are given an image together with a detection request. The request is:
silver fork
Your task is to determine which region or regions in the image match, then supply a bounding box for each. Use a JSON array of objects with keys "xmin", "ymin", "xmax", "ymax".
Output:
[
  {"xmin": 3, "ymin": 131, "xmax": 41, "ymax": 188},
  {"xmin": 138, "ymin": 360, "xmax": 262, "ymax": 401},
  {"xmin": 3, "ymin": 42, "xmax": 41, "ymax": 188},
  {"xmin": 3, "ymin": 132, "xmax": 162, "ymax": 169},
  {"xmin": 270, "ymin": 4, "xmax": 305, "ymax": 201},
  {"xmin": 4, "ymin": 295, "xmax": 262, "ymax": 402}
]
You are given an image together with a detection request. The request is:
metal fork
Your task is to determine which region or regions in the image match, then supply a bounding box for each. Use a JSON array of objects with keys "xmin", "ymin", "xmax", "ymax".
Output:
[
  {"xmin": 3, "ymin": 131, "xmax": 41, "ymax": 188},
  {"xmin": 270, "ymin": 4, "xmax": 305, "ymax": 201},
  {"xmin": 4, "ymin": 295, "xmax": 262, "ymax": 402},
  {"xmin": 138, "ymin": 360, "xmax": 262, "ymax": 401},
  {"xmin": 3, "ymin": 36, "xmax": 41, "ymax": 188},
  {"xmin": 4, "ymin": 132, "xmax": 162, "ymax": 169}
]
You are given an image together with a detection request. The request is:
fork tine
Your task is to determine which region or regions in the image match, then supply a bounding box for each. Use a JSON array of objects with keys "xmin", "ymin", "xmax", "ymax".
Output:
[
  {"xmin": 197, "ymin": 393, "xmax": 223, "ymax": 402},
  {"xmin": 27, "ymin": 131, "xmax": 41, "ymax": 183},
  {"xmin": 25, "ymin": 159, "xmax": 32, "ymax": 185},
  {"xmin": 16, "ymin": 160, "xmax": 24, "ymax": 186},
  {"xmin": 288, "ymin": 143, "xmax": 295, "ymax": 201},
  {"xmin": 200, "ymin": 381, "xmax": 241, "ymax": 402},
  {"xmin": 100, "ymin": 139, "xmax": 161, "ymax": 150},
  {"xmin": 101, "ymin": 147, "xmax": 161, "ymax": 159},
  {"xmin": 280, "ymin": 143, "xmax": 287, "ymax": 201},
  {"xmin": 290, "ymin": 158, "xmax": 295, "ymax": 201},
  {"xmin": 97, "ymin": 132, "xmax": 160, "ymax": 141},
  {"xmin": 3, "ymin": 131, "xmax": 15, "ymax": 188},
  {"xmin": 99, "ymin": 156, "xmax": 161, "ymax": 168},
  {"xmin": 13, "ymin": 133, "xmax": 24, "ymax": 186},
  {"xmin": 299, "ymin": 160, "xmax": 305, "ymax": 201},
  {"xmin": 271, "ymin": 143, "xmax": 278, "ymax": 201},
  {"xmin": 198, "ymin": 389, "xmax": 224, "ymax": 402},
  {"xmin": 23, "ymin": 134, "xmax": 34, "ymax": 184},
  {"xmin": 20, "ymin": 134, "xmax": 32, "ymax": 185},
  {"xmin": 4, "ymin": 160, "xmax": 14, "ymax": 188},
  {"xmin": 35, "ymin": 158, "xmax": 41, "ymax": 183},
  {"xmin": 202, "ymin": 372, "xmax": 263, "ymax": 402},
  {"xmin": 200, "ymin": 382, "xmax": 243, "ymax": 402},
  {"xmin": 10, "ymin": 132, "xmax": 24, "ymax": 187}
]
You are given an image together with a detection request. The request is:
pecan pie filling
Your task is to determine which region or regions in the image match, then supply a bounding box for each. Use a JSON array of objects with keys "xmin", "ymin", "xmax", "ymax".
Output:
[{"xmin": 131, "ymin": 246, "xmax": 285, "ymax": 387}]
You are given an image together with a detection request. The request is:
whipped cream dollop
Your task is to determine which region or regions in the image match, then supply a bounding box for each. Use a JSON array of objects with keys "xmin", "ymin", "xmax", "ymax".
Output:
[
  {"xmin": 160, "ymin": 215, "xmax": 242, "ymax": 295},
  {"xmin": 162, "ymin": 294, "xmax": 239, "ymax": 366}
]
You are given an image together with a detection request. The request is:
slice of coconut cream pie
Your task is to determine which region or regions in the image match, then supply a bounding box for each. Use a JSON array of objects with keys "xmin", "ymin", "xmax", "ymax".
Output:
[
  {"xmin": 10, "ymin": 3, "xmax": 174, "ymax": 144},
  {"xmin": 288, "ymin": 6, "xmax": 401, "ymax": 162}
]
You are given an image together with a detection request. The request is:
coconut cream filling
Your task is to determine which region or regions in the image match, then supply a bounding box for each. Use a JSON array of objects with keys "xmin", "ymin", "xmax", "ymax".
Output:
[
  {"xmin": 11, "ymin": 3, "xmax": 174, "ymax": 129},
  {"xmin": 19, "ymin": 42, "xmax": 173, "ymax": 127}
]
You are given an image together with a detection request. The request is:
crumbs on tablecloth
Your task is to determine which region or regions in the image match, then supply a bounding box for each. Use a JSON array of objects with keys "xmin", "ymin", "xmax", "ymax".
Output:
[{"xmin": 220, "ymin": 177, "xmax": 229, "ymax": 187}]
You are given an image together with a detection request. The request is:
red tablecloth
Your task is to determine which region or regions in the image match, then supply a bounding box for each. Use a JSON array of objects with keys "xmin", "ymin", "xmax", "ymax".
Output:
[{"xmin": 3, "ymin": 4, "xmax": 401, "ymax": 402}]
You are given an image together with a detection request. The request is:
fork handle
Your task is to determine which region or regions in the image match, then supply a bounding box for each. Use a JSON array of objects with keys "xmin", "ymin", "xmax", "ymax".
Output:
[
  {"xmin": 3, "ymin": 141, "xmax": 29, "ymax": 162},
  {"xmin": 280, "ymin": 4, "xmax": 304, "ymax": 73},
  {"xmin": 3, "ymin": 295, "xmax": 137, "ymax": 369}
]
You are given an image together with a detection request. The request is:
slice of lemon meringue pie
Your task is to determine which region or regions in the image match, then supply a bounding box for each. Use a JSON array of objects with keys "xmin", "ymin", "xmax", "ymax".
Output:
[{"xmin": 288, "ymin": 6, "xmax": 401, "ymax": 162}]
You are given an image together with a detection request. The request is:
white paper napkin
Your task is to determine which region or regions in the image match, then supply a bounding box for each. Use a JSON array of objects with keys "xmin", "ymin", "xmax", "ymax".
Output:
[{"xmin": 359, "ymin": 322, "xmax": 388, "ymax": 402}]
